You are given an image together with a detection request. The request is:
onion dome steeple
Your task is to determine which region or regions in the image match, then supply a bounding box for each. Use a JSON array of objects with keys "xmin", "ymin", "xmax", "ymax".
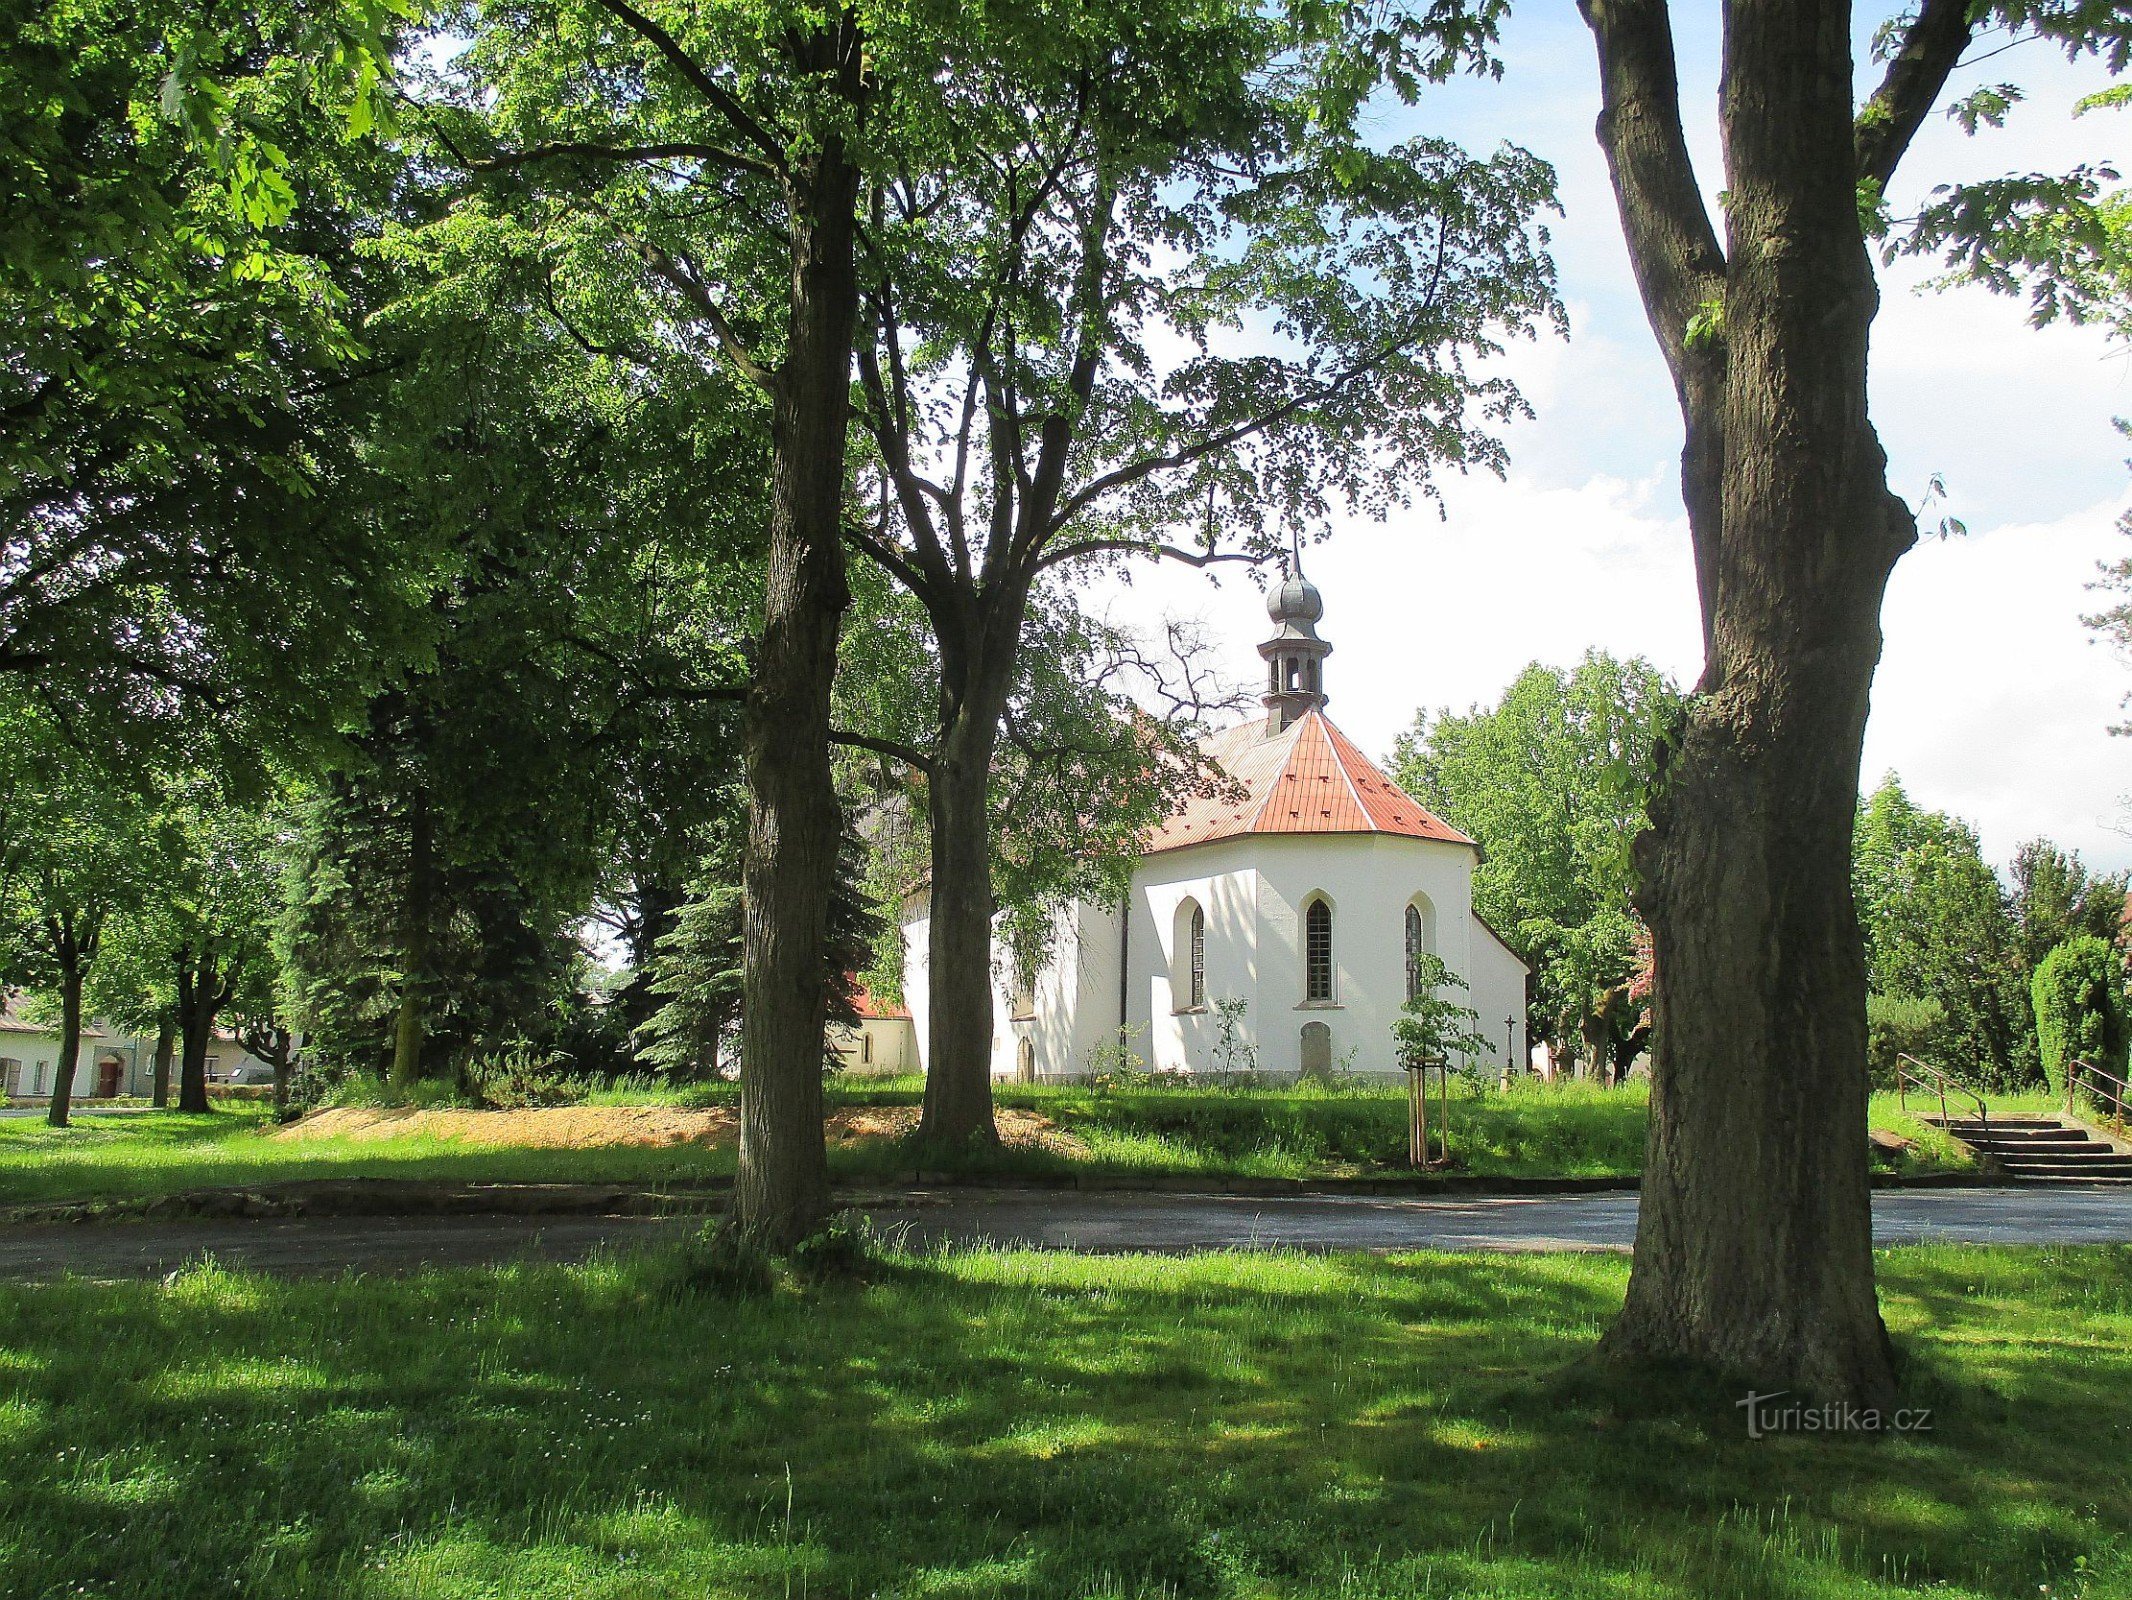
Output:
[{"xmin": 1259, "ymin": 564, "xmax": 1330, "ymax": 734}]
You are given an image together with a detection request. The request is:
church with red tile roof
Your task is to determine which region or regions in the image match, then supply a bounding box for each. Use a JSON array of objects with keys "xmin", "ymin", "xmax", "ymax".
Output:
[{"xmin": 897, "ymin": 578, "xmax": 1528, "ymax": 1082}]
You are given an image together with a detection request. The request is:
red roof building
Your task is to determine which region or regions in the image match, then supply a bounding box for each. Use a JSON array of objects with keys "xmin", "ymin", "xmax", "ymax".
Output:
[{"xmin": 1147, "ymin": 709, "xmax": 1472, "ymax": 854}]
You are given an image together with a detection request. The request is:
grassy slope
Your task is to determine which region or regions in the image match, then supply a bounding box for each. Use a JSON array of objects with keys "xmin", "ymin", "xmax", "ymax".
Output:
[
  {"xmin": 0, "ymin": 1243, "xmax": 2126, "ymax": 1598},
  {"xmin": 0, "ymin": 1083, "xmax": 2057, "ymax": 1205}
]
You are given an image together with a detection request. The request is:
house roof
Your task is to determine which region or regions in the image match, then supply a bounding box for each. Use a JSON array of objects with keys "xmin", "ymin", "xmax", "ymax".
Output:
[
  {"xmin": 0, "ymin": 1000, "xmax": 104, "ymax": 1040},
  {"xmin": 1146, "ymin": 710, "xmax": 1473, "ymax": 855},
  {"xmin": 850, "ymin": 982, "xmax": 910, "ymax": 1022}
]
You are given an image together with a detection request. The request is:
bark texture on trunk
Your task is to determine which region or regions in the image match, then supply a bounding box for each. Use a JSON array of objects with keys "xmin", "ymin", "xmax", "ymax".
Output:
[
  {"xmin": 45, "ymin": 966, "xmax": 82, "ymax": 1129},
  {"xmin": 175, "ymin": 944, "xmax": 232, "ymax": 1115},
  {"xmin": 1581, "ymin": 0, "xmax": 1929, "ymax": 1409},
  {"xmin": 920, "ymin": 707, "xmax": 1007, "ymax": 1147},
  {"xmin": 151, "ymin": 1013, "xmax": 175, "ymax": 1108},
  {"xmin": 729, "ymin": 112, "xmax": 862, "ymax": 1252}
]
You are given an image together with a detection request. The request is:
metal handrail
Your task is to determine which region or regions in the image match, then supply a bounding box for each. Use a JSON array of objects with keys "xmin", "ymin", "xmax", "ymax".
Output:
[
  {"xmin": 2067, "ymin": 1058, "xmax": 2131, "ymax": 1140},
  {"xmin": 1896, "ymin": 1053, "xmax": 1990, "ymax": 1142}
]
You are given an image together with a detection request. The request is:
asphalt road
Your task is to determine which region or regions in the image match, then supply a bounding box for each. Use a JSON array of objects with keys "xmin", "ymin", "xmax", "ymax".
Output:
[{"xmin": 0, "ymin": 1187, "xmax": 2129, "ymax": 1282}]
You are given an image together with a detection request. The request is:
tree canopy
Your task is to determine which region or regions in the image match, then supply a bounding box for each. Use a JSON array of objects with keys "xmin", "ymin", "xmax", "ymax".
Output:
[{"xmin": 1391, "ymin": 652, "xmax": 1679, "ymax": 1075}]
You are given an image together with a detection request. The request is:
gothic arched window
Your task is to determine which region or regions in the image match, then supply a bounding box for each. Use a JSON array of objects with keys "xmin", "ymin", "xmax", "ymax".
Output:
[
  {"xmin": 1189, "ymin": 905, "xmax": 1206, "ymax": 1009},
  {"xmin": 1405, "ymin": 904, "xmax": 1426, "ymax": 1001},
  {"xmin": 1305, "ymin": 898, "xmax": 1333, "ymax": 1002}
]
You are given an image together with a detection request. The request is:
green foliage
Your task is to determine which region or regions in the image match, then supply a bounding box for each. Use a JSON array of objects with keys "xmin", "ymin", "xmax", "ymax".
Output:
[
  {"xmin": 1207, "ymin": 997, "xmax": 1259, "ymax": 1080},
  {"xmin": 1392, "ymin": 952, "xmax": 1495, "ymax": 1076},
  {"xmin": 1, "ymin": 0, "xmax": 440, "ymax": 760},
  {"xmin": 1865, "ymin": 992, "xmax": 1948, "ymax": 1090},
  {"xmin": 1391, "ymin": 652, "xmax": 1680, "ymax": 1066},
  {"xmin": 2010, "ymin": 838, "xmax": 2128, "ymax": 972},
  {"xmin": 1084, "ymin": 1025, "xmax": 1151, "ymax": 1089},
  {"xmin": 2033, "ymin": 935, "xmax": 2130, "ymax": 1096},
  {"xmin": 633, "ymin": 878, "xmax": 742, "ymax": 1082},
  {"xmin": 1854, "ymin": 776, "xmax": 2033, "ymax": 1085},
  {"xmin": 635, "ymin": 825, "xmax": 881, "ymax": 1081},
  {"xmin": 1877, "ymin": 3, "xmax": 2132, "ymax": 337},
  {"xmin": 462, "ymin": 1046, "xmax": 585, "ymax": 1111}
]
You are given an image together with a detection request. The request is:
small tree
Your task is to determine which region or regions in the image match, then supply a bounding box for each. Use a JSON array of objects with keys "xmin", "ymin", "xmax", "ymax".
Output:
[
  {"xmin": 636, "ymin": 828, "xmax": 881, "ymax": 1081},
  {"xmin": 636, "ymin": 880, "xmax": 744, "ymax": 1082},
  {"xmin": 1865, "ymin": 992, "xmax": 1947, "ymax": 1092},
  {"xmin": 2033, "ymin": 936, "xmax": 2130, "ymax": 1098},
  {"xmin": 1393, "ymin": 954, "xmax": 1494, "ymax": 1081},
  {"xmin": 1208, "ymin": 998, "xmax": 1257, "ymax": 1083}
]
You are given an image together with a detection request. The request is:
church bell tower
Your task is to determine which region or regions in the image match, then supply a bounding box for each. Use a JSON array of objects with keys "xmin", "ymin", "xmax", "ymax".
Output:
[{"xmin": 1259, "ymin": 570, "xmax": 1330, "ymax": 734}]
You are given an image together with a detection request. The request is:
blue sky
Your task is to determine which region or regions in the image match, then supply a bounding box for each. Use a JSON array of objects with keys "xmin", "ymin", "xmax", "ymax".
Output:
[{"xmin": 1100, "ymin": 6, "xmax": 2132, "ymax": 873}]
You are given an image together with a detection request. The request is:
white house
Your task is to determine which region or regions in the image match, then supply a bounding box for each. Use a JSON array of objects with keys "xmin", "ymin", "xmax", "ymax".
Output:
[
  {"xmin": 1, "ymin": 1001, "xmax": 273, "ymax": 1104},
  {"xmin": 828, "ymin": 984, "xmax": 920, "ymax": 1076},
  {"xmin": 900, "ymin": 577, "xmax": 1529, "ymax": 1082}
]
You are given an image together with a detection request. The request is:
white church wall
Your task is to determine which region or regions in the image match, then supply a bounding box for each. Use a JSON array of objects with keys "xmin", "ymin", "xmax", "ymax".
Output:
[
  {"xmin": 1124, "ymin": 832, "xmax": 1516, "ymax": 1080},
  {"xmin": 1006, "ymin": 896, "xmax": 1124, "ymax": 1079},
  {"xmin": 1466, "ymin": 918, "xmax": 1531, "ymax": 1079},
  {"xmin": 1127, "ymin": 839, "xmax": 1263, "ymax": 1076},
  {"xmin": 906, "ymin": 890, "xmax": 1128, "ymax": 1080},
  {"xmin": 899, "ymin": 894, "xmax": 934, "ymax": 1077},
  {"xmin": 1249, "ymin": 833, "xmax": 1480, "ymax": 1077},
  {"xmin": 904, "ymin": 833, "xmax": 1530, "ymax": 1085}
]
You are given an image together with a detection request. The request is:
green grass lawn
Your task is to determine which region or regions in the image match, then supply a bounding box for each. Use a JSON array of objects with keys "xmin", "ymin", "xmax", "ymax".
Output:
[
  {"xmin": 0, "ymin": 1080, "xmax": 2056, "ymax": 1207},
  {"xmin": 0, "ymin": 1242, "xmax": 2126, "ymax": 1597},
  {"xmin": 0, "ymin": 1103, "xmax": 742, "ymax": 1206}
]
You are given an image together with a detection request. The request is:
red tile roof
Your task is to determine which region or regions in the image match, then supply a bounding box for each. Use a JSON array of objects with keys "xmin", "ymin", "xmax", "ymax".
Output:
[
  {"xmin": 849, "ymin": 982, "xmax": 910, "ymax": 1021},
  {"xmin": 1146, "ymin": 710, "xmax": 1473, "ymax": 854}
]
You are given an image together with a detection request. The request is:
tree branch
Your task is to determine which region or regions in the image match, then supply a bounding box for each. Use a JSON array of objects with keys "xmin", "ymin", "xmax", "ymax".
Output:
[
  {"xmin": 1034, "ymin": 539, "xmax": 1263, "ymax": 576},
  {"xmin": 469, "ymin": 139, "xmax": 777, "ymax": 181},
  {"xmin": 1855, "ymin": 0, "xmax": 1980, "ymax": 189},
  {"xmin": 587, "ymin": 0, "xmax": 791, "ymax": 179},
  {"xmin": 830, "ymin": 728, "xmax": 935, "ymax": 773},
  {"xmin": 636, "ymin": 240, "xmax": 776, "ymax": 391},
  {"xmin": 1577, "ymin": 0, "xmax": 1726, "ymax": 384}
]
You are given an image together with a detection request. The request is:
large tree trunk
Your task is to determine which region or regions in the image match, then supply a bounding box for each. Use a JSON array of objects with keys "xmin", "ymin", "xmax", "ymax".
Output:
[
  {"xmin": 728, "ymin": 131, "xmax": 862, "ymax": 1252},
  {"xmin": 389, "ymin": 793, "xmax": 434, "ymax": 1089},
  {"xmin": 45, "ymin": 957, "xmax": 82, "ymax": 1130},
  {"xmin": 175, "ymin": 946, "xmax": 225, "ymax": 1114},
  {"xmin": 1593, "ymin": 0, "xmax": 1911, "ymax": 1409},
  {"xmin": 177, "ymin": 1014, "xmax": 212, "ymax": 1113},
  {"xmin": 920, "ymin": 708, "xmax": 1005, "ymax": 1147},
  {"xmin": 150, "ymin": 1011, "xmax": 175, "ymax": 1108}
]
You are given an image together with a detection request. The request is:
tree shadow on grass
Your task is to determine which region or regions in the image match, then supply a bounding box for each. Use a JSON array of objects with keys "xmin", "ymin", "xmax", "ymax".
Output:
[{"xmin": 0, "ymin": 1244, "xmax": 2125, "ymax": 1598}]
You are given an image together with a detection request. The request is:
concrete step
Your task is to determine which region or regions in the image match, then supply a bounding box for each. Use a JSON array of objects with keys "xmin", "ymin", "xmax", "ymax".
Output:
[
  {"xmin": 1992, "ymin": 1173, "xmax": 2132, "ymax": 1186},
  {"xmin": 1923, "ymin": 1112, "xmax": 2132, "ymax": 1185}
]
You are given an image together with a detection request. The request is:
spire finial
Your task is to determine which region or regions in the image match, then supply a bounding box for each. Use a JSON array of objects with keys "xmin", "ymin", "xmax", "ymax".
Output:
[{"xmin": 1259, "ymin": 569, "xmax": 1329, "ymax": 734}]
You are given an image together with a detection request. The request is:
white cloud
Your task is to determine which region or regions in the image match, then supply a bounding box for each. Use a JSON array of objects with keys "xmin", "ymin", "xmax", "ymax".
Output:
[
  {"xmin": 1089, "ymin": 470, "xmax": 2131, "ymax": 876},
  {"xmin": 1866, "ymin": 498, "xmax": 2132, "ymax": 871},
  {"xmin": 1074, "ymin": 11, "xmax": 2132, "ymax": 879}
]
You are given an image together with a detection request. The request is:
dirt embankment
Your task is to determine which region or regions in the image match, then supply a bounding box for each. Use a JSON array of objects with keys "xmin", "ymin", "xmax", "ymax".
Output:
[{"xmin": 273, "ymin": 1103, "xmax": 1085, "ymax": 1155}]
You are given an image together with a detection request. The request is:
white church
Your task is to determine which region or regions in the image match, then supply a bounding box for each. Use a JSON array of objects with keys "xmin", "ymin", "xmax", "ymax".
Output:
[{"xmin": 899, "ymin": 576, "xmax": 1530, "ymax": 1082}]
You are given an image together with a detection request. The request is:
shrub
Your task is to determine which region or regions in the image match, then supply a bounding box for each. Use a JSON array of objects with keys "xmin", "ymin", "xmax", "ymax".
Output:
[
  {"xmin": 1086, "ymin": 1026, "xmax": 1151, "ymax": 1092},
  {"xmin": 2033, "ymin": 936, "xmax": 2129, "ymax": 1098},
  {"xmin": 1866, "ymin": 992, "xmax": 1946, "ymax": 1089},
  {"xmin": 464, "ymin": 1046, "xmax": 586, "ymax": 1110}
]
